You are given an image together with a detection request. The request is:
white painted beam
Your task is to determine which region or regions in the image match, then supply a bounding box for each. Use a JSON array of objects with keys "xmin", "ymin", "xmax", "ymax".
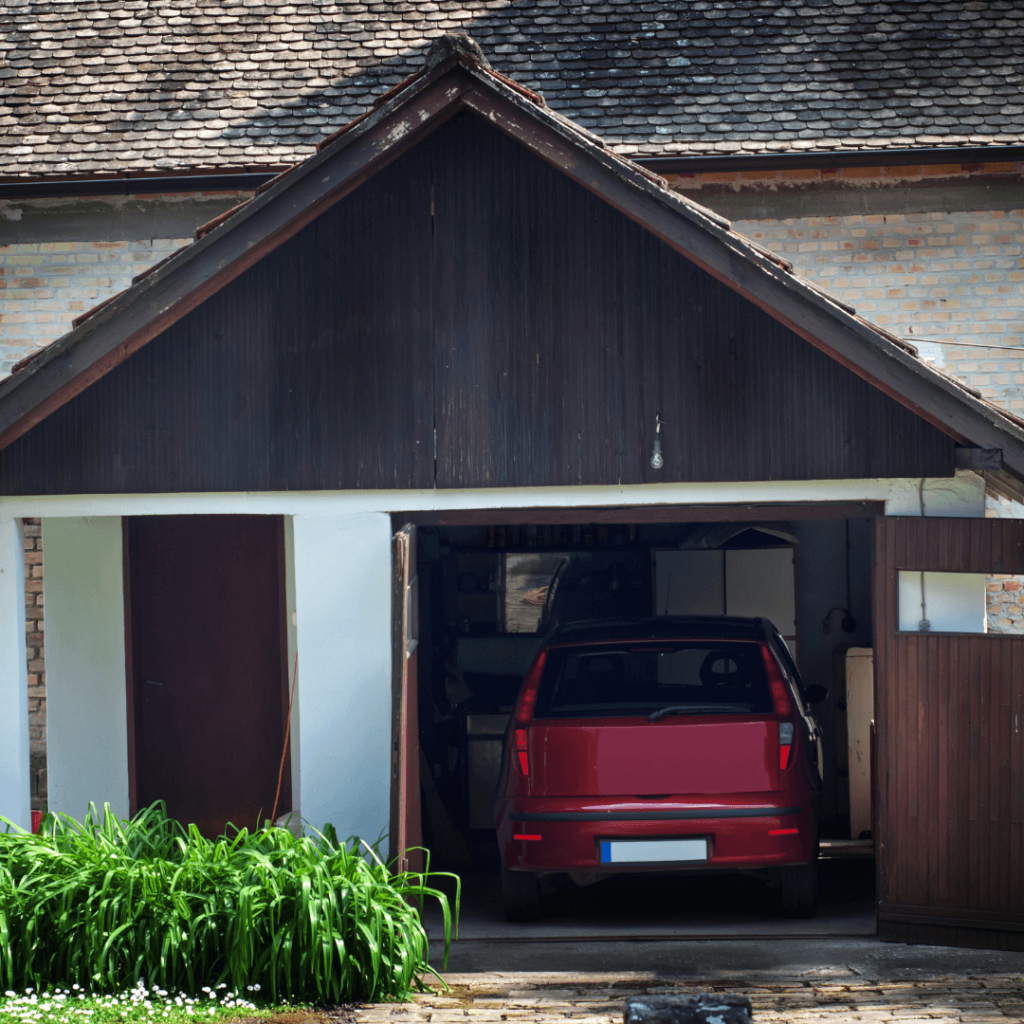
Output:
[
  {"xmin": 292, "ymin": 512, "xmax": 392, "ymax": 843},
  {"xmin": 0, "ymin": 477, "xmax": 922, "ymax": 519},
  {"xmin": 0, "ymin": 472, "xmax": 991, "ymax": 520},
  {"xmin": 43, "ymin": 517, "xmax": 129, "ymax": 821},
  {"xmin": 0, "ymin": 518, "xmax": 30, "ymax": 830}
]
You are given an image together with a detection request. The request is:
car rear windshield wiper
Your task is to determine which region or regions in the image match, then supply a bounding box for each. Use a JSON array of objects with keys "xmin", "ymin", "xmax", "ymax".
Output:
[{"xmin": 648, "ymin": 704, "xmax": 754, "ymax": 722}]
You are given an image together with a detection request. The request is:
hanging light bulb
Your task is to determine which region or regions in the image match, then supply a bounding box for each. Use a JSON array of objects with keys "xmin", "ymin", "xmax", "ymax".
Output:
[{"xmin": 650, "ymin": 412, "xmax": 664, "ymax": 469}]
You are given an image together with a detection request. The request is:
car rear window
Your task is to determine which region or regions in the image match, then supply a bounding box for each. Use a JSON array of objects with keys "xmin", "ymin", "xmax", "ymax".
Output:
[{"xmin": 533, "ymin": 640, "xmax": 775, "ymax": 719}]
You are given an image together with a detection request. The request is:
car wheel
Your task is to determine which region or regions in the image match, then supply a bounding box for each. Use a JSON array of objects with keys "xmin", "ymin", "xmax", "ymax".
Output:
[
  {"xmin": 780, "ymin": 858, "xmax": 818, "ymax": 918},
  {"xmin": 501, "ymin": 864, "xmax": 542, "ymax": 922}
]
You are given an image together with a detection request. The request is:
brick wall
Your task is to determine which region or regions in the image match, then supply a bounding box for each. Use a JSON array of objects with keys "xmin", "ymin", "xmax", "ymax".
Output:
[
  {"xmin": 0, "ymin": 238, "xmax": 191, "ymax": 376},
  {"xmin": 23, "ymin": 518, "xmax": 46, "ymax": 809},
  {"xmin": 669, "ymin": 163, "xmax": 1024, "ymax": 413},
  {"xmin": 987, "ymin": 575, "xmax": 1024, "ymax": 634},
  {"xmin": 732, "ymin": 209, "xmax": 1024, "ymax": 413}
]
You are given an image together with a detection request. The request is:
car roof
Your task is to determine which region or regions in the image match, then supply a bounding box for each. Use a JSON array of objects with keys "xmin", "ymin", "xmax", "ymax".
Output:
[{"xmin": 545, "ymin": 616, "xmax": 772, "ymax": 646}]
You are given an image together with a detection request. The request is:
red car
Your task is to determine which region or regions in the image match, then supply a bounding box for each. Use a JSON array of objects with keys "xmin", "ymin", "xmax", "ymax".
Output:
[{"xmin": 494, "ymin": 617, "xmax": 826, "ymax": 921}]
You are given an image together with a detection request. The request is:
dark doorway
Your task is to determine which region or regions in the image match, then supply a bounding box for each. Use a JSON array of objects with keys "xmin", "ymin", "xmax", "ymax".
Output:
[
  {"xmin": 393, "ymin": 505, "xmax": 879, "ymax": 937},
  {"xmin": 126, "ymin": 514, "xmax": 290, "ymax": 836}
]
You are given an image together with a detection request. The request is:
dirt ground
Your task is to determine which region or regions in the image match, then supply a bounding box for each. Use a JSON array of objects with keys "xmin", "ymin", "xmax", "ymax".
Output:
[{"xmin": 231, "ymin": 1007, "xmax": 357, "ymax": 1023}]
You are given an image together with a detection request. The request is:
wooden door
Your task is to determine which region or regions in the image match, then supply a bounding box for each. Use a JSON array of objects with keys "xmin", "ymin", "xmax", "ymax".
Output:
[
  {"xmin": 389, "ymin": 524, "xmax": 423, "ymax": 873},
  {"xmin": 127, "ymin": 515, "xmax": 289, "ymax": 836},
  {"xmin": 874, "ymin": 516, "xmax": 1024, "ymax": 950}
]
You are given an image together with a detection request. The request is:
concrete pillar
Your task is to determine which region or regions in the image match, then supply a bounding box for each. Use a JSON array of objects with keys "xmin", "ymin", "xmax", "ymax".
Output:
[
  {"xmin": 292, "ymin": 512, "xmax": 392, "ymax": 843},
  {"xmin": 0, "ymin": 518, "xmax": 30, "ymax": 830},
  {"xmin": 43, "ymin": 517, "xmax": 129, "ymax": 821}
]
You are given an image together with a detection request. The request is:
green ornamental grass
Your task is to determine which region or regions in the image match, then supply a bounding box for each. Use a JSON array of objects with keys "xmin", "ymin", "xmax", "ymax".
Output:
[{"xmin": 0, "ymin": 804, "xmax": 457, "ymax": 1005}]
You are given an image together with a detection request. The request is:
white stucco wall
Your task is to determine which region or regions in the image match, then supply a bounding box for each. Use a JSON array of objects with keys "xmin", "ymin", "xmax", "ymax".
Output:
[
  {"xmin": 0, "ymin": 518, "xmax": 30, "ymax": 829},
  {"xmin": 43, "ymin": 517, "xmax": 129, "ymax": 820},
  {"xmin": 292, "ymin": 512, "xmax": 393, "ymax": 843}
]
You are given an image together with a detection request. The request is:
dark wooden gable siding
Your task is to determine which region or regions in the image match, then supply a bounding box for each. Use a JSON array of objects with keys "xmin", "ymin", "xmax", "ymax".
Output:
[
  {"xmin": 0, "ymin": 142, "xmax": 437, "ymax": 495},
  {"xmin": 0, "ymin": 113, "xmax": 954, "ymax": 495}
]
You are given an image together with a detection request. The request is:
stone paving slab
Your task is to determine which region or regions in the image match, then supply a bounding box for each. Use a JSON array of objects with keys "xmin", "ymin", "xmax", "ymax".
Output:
[{"xmin": 355, "ymin": 969, "xmax": 1024, "ymax": 1024}]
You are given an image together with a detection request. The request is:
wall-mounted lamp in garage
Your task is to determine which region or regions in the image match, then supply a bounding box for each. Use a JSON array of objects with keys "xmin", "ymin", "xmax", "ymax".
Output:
[
  {"xmin": 650, "ymin": 412, "xmax": 664, "ymax": 470},
  {"xmin": 822, "ymin": 606, "xmax": 858, "ymax": 634}
]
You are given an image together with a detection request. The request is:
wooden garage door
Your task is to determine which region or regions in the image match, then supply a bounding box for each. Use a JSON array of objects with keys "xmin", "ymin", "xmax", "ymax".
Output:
[
  {"xmin": 874, "ymin": 517, "xmax": 1024, "ymax": 950},
  {"xmin": 127, "ymin": 515, "xmax": 290, "ymax": 837}
]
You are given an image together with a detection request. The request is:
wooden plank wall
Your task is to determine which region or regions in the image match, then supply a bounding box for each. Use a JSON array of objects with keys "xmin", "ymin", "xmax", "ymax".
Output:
[
  {"xmin": 429, "ymin": 115, "xmax": 954, "ymax": 489},
  {"xmin": 0, "ymin": 113, "xmax": 954, "ymax": 495},
  {"xmin": 874, "ymin": 517, "xmax": 1024, "ymax": 951}
]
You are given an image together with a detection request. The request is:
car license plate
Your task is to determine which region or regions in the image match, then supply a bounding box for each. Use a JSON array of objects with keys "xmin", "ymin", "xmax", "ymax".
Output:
[{"xmin": 599, "ymin": 838, "xmax": 708, "ymax": 864}]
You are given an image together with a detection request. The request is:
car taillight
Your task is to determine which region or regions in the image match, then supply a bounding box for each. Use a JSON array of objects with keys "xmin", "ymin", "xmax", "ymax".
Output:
[
  {"xmin": 778, "ymin": 721, "xmax": 795, "ymax": 771},
  {"xmin": 762, "ymin": 645, "xmax": 795, "ymax": 770},
  {"xmin": 511, "ymin": 650, "xmax": 547, "ymax": 778},
  {"xmin": 513, "ymin": 727, "xmax": 530, "ymax": 776},
  {"xmin": 761, "ymin": 645, "xmax": 792, "ymax": 717}
]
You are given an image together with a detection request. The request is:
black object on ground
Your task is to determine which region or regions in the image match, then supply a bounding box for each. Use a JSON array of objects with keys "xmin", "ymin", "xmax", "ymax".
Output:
[{"xmin": 625, "ymin": 994, "xmax": 753, "ymax": 1024}]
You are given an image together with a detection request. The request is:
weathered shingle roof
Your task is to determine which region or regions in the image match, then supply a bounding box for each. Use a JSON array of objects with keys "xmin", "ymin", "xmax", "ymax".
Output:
[{"xmin": 3, "ymin": 0, "xmax": 1024, "ymax": 178}]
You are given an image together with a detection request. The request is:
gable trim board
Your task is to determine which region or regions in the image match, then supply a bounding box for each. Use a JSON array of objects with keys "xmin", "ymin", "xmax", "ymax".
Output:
[{"xmin": 0, "ymin": 47, "xmax": 1022, "ymax": 492}]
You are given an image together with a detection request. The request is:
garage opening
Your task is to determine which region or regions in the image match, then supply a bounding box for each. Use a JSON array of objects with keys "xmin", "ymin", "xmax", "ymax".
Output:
[{"xmin": 393, "ymin": 505, "xmax": 880, "ymax": 938}]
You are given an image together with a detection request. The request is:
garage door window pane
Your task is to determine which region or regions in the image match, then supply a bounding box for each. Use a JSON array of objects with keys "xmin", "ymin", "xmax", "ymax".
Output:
[
  {"xmin": 897, "ymin": 571, "xmax": 986, "ymax": 633},
  {"xmin": 502, "ymin": 553, "xmax": 570, "ymax": 633}
]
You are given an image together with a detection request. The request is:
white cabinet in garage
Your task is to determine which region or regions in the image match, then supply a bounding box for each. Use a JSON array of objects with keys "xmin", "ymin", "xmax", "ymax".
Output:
[
  {"xmin": 654, "ymin": 546, "xmax": 797, "ymax": 653},
  {"xmin": 725, "ymin": 548, "xmax": 797, "ymax": 637}
]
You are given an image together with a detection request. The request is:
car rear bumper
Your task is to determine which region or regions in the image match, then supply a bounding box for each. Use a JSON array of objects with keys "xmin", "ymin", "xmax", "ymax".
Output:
[{"xmin": 497, "ymin": 793, "xmax": 816, "ymax": 873}]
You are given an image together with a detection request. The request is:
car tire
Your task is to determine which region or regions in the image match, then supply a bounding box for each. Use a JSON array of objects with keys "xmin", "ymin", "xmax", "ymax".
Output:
[
  {"xmin": 501, "ymin": 864, "xmax": 542, "ymax": 922},
  {"xmin": 780, "ymin": 858, "xmax": 818, "ymax": 918}
]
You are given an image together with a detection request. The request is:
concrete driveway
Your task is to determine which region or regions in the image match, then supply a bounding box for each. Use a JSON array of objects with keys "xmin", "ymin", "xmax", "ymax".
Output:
[{"xmin": 422, "ymin": 860, "xmax": 876, "ymax": 942}]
